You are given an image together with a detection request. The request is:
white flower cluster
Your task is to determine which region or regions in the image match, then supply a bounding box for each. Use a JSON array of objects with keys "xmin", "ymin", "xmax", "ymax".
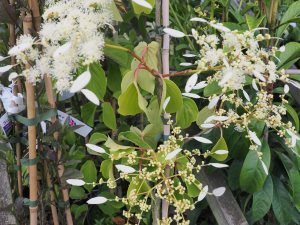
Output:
[
  {"xmin": 4, "ymin": 0, "xmax": 112, "ymax": 93},
  {"xmin": 178, "ymin": 19, "xmax": 299, "ymax": 150}
]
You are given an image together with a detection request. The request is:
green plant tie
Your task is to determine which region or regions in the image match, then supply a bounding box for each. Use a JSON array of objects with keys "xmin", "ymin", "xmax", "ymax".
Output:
[
  {"xmin": 10, "ymin": 109, "xmax": 57, "ymax": 126},
  {"xmin": 21, "ymin": 156, "xmax": 40, "ymax": 166},
  {"xmin": 23, "ymin": 198, "xmax": 38, "ymax": 207}
]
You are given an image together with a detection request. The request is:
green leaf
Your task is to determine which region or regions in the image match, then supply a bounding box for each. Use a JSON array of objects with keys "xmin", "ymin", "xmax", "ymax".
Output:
[
  {"xmin": 89, "ymin": 133, "xmax": 107, "ymax": 144},
  {"xmin": 284, "ymin": 104, "xmax": 299, "ymax": 132},
  {"xmin": 127, "ymin": 176, "xmax": 151, "ymax": 198},
  {"xmin": 107, "ymin": 61, "xmax": 122, "ymax": 93},
  {"xmin": 176, "ymin": 97, "xmax": 198, "ymax": 129},
  {"xmin": 102, "ymin": 102, "xmax": 117, "ymax": 130},
  {"xmin": 277, "ymin": 42, "xmax": 300, "ymax": 69},
  {"xmin": 132, "ymin": 0, "xmax": 155, "ymax": 14},
  {"xmin": 249, "ymin": 176, "xmax": 273, "ymax": 224},
  {"xmin": 204, "ymin": 80, "xmax": 222, "ymax": 97},
  {"xmin": 104, "ymin": 136, "xmax": 132, "ymax": 152},
  {"xmin": 165, "ymin": 79, "xmax": 183, "ymax": 113},
  {"xmin": 81, "ymin": 102, "xmax": 96, "ymax": 127},
  {"xmin": 80, "ymin": 160, "xmax": 97, "ymax": 192},
  {"xmin": 277, "ymin": 153, "xmax": 300, "ymax": 211},
  {"xmin": 196, "ymin": 106, "xmax": 214, "ymax": 128},
  {"xmin": 276, "ymin": 1, "xmax": 300, "ymax": 37},
  {"xmin": 100, "ymin": 159, "xmax": 114, "ymax": 181},
  {"xmin": 185, "ymin": 180, "xmax": 201, "ymax": 198},
  {"xmin": 86, "ymin": 63, "xmax": 106, "ymax": 101},
  {"xmin": 146, "ymin": 97, "xmax": 163, "ymax": 125},
  {"xmin": 104, "ymin": 41, "xmax": 133, "ymax": 68},
  {"xmin": 118, "ymin": 83, "xmax": 142, "ymax": 115},
  {"xmin": 272, "ymin": 177, "xmax": 300, "ymax": 225},
  {"xmin": 98, "ymin": 192, "xmax": 124, "ymax": 216},
  {"xmin": 118, "ymin": 131, "xmax": 152, "ymax": 149},
  {"xmin": 240, "ymin": 140, "xmax": 270, "ymax": 193},
  {"xmin": 70, "ymin": 186, "xmax": 86, "ymax": 200},
  {"xmin": 110, "ymin": 1, "xmax": 123, "ymax": 22},
  {"xmin": 245, "ymin": 15, "xmax": 265, "ymax": 30},
  {"xmin": 71, "ymin": 204, "xmax": 88, "ymax": 221},
  {"xmin": 210, "ymin": 137, "xmax": 228, "ymax": 161}
]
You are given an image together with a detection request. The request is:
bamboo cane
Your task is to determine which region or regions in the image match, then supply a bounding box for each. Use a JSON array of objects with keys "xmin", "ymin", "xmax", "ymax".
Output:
[
  {"xmin": 44, "ymin": 75, "xmax": 74, "ymax": 225},
  {"xmin": 28, "ymin": 0, "xmax": 41, "ymax": 32},
  {"xmin": 23, "ymin": 12, "xmax": 38, "ymax": 225},
  {"xmin": 8, "ymin": 0, "xmax": 23, "ymax": 198},
  {"xmin": 161, "ymin": 0, "xmax": 170, "ymax": 220},
  {"xmin": 43, "ymin": 159, "xmax": 59, "ymax": 225}
]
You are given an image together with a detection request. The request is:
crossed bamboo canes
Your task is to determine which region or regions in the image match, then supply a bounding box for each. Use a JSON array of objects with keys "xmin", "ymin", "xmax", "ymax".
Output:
[{"xmin": 23, "ymin": 0, "xmax": 74, "ymax": 224}]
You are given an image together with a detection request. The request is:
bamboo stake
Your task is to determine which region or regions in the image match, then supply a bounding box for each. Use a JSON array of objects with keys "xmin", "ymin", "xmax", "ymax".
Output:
[
  {"xmin": 161, "ymin": 0, "xmax": 170, "ymax": 220},
  {"xmin": 8, "ymin": 0, "xmax": 23, "ymax": 198},
  {"xmin": 151, "ymin": 1, "xmax": 163, "ymax": 224},
  {"xmin": 44, "ymin": 75, "xmax": 74, "ymax": 225},
  {"xmin": 23, "ymin": 12, "xmax": 38, "ymax": 225},
  {"xmin": 28, "ymin": 0, "xmax": 41, "ymax": 32},
  {"xmin": 43, "ymin": 160, "xmax": 59, "ymax": 225}
]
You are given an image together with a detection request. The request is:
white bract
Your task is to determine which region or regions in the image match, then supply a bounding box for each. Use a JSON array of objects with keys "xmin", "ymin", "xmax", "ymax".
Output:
[
  {"xmin": 70, "ymin": 71, "xmax": 91, "ymax": 93},
  {"xmin": 197, "ymin": 185, "xmax": 208, "ymax": 202},
  {"xmin": 212, "ymin": 187, "xmax": 226, "ymax": 197},
  {"xmin": 249, "ymin": 130, "xmax": 262, "ymax": 146},
  {"xmin": 182, "ymin": 93, "xmax": 201, "ymax": 99},
  {"xmin": 209, "ymin": 163, "xmax": 229, "ymax": 168},
  {"xmin": 163, "ymin": 28, "xmax": 185, "ymax": 38},
  {"xmin": 81, "ymin": 89, "xmax": 100, "ymax": 105},
  {"xmin": 185, "ymin": 73, "xmax": 198, "ymax": 93},
  {"xmin": 86, "ymin": 144, "xmax": 106, "ymax": 154},
  {"xmin": 193, "ymin": 136, "xmax": 212, "ymax": 144},
  {"xmin": 165, "ymin": 148, "xmax": 182, "ymax": 160},
  {"xmin": 87, "ymin": 196, "xmax": 108, "ymax": 205},
  {"xmin": 66, "ymin": 179, "xmax": 85, "ymax": 186},
  {"xmin": 163, "ymin": 97, "xmax": 171, "ymax": 110},
  {"xmin": 214, "ymin": 150, "xmax": 229, "ymax": 155},
  {"xmin": 132, "ymin": 0, "xmax": 153, "ymax": 9},
  {"xmin": 115, "ymin": 164, "xmax": 136, "ymax": 174}
]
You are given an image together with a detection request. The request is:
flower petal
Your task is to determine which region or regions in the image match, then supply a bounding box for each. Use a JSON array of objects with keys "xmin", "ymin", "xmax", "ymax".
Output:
[
  {"xmin": 70, "ymin": 70, "xmax": 91, "ymax": 93},
  {"xmin": 242, "ymin": 90, "xmax": 250, "ymax": 102},
  {"xmin": 201, "ymin": 123, "xmax": 215, "ymax": 129},
  {"xmin": 190, "ymin": 17, "xmax": 208, "ymax": 23},
  {"xmin": 183, "ymin": 53, "xmax": 197, "ymax": 58},
  {"xmin": 180, "ymin": 62, "xmax": 193, "ymax": 67},
  {"xmin": 253, "ymin": 70, "xmax": 266, "ymax": 82},
  {"xmin": 132, "ymin": 0, "xmax": 152, "ymax": 9},
  {"xmin": 252, "ymin": 79, "xmax": 259, "ymax": 91},
  {"xmin": 81, "ymin": 89, "xmax": 100, "ymax": 105}
]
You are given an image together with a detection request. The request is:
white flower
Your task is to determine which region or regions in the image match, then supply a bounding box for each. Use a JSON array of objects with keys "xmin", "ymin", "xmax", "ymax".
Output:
[{"xmin": 8, "ymin": 35, "xmax": 35, "ymax": 56}]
